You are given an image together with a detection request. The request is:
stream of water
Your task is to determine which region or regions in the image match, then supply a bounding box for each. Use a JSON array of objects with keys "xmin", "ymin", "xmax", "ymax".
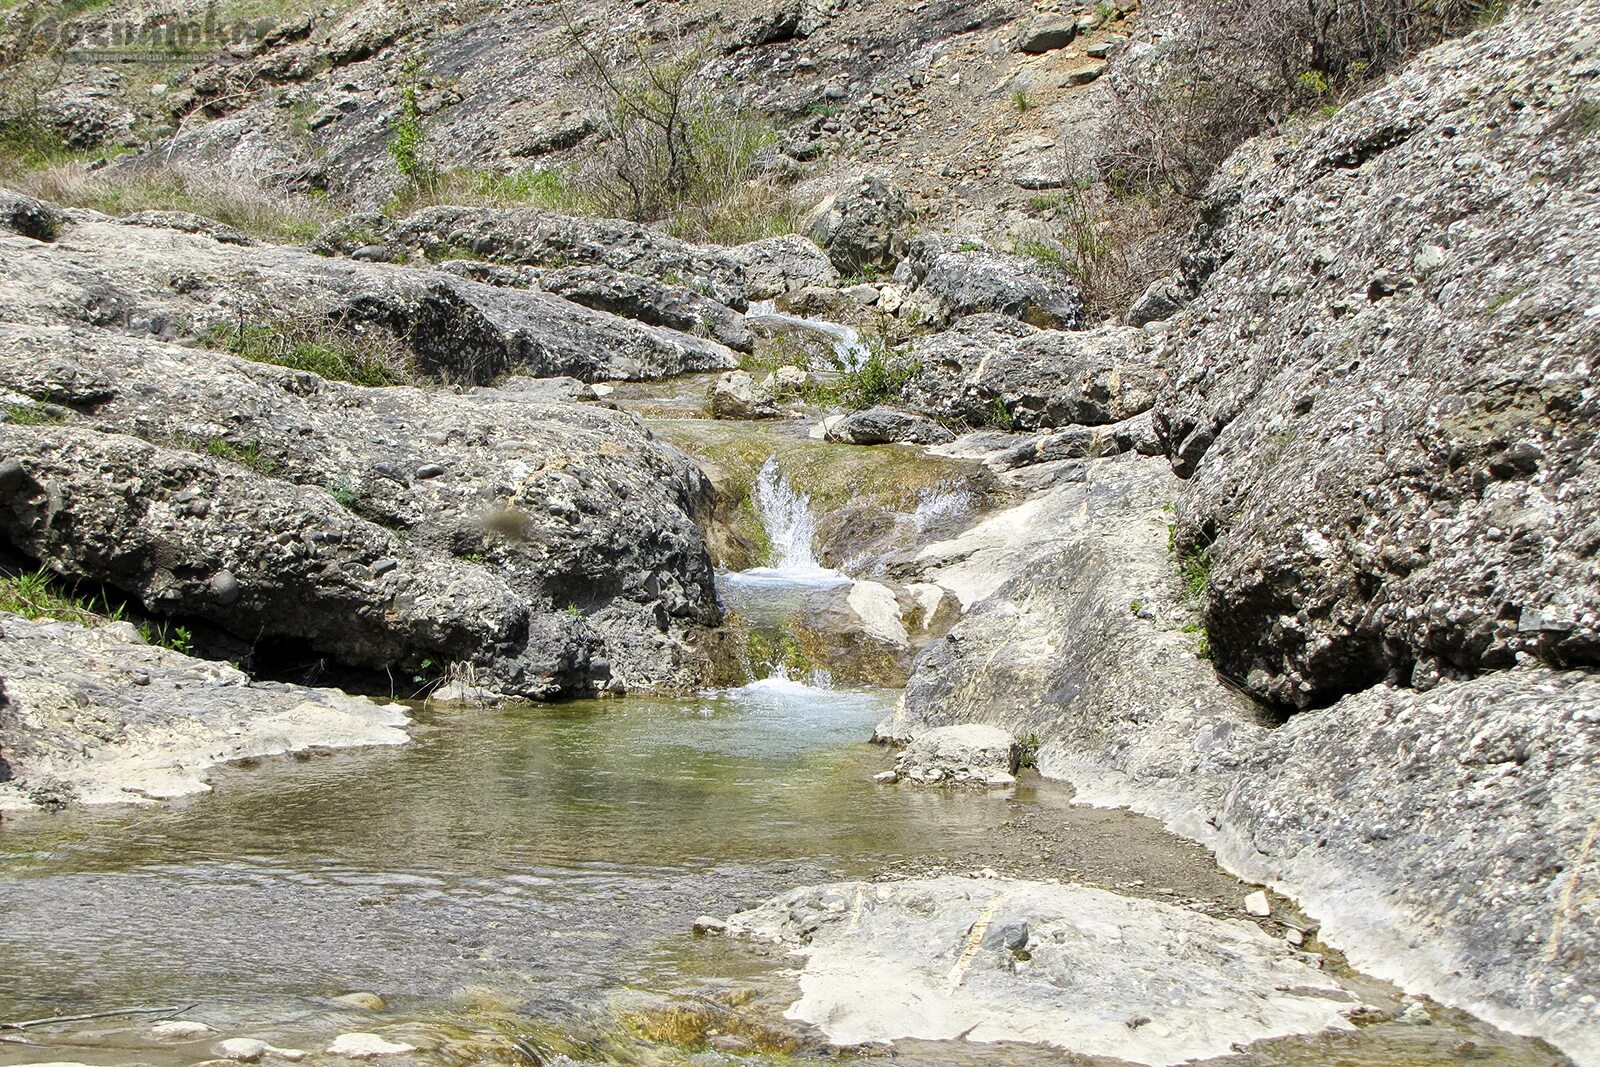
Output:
[{"xmin": 0, "ymin": 443, "xmax": 1572, "ymax": 1067}]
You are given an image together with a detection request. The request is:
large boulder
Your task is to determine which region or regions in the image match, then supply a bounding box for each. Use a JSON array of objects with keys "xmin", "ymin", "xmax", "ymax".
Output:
[
  {"xmin": 1152, "ymin": 0, "xmax": 1600, "ymax": 709},
  {"xmin": 0, "ymin": 322, "xmax": 721, "ymax": 696},
  {"xmin": 728, "ymin": 234, "xmax": 840, "ymax": 300},
  {"xmin": 0, "ymin": 614, "xmax": 411, "ymax": 809},
  {"xmin": 727, "ymin": 877, "xmax": 1364, "ymax": 1062},
  {"xmin": 0, "ymin": 212, "xmax": 738, "ymax": 384},
  {"xmin": 709, "ymin": 370, "xmax": 780, "ymax": 419},
  {"xmin": 805, "ymin": 175, "xmax": 914, "ymax": 274},
  {"xmin": 825, "ymin": 407, "xmax": 955, "ymax": 446},
  {"xmin": 901, "ymin": 316, "xmax": 1158, "ymax": 431},
  {"xmin": 897, "ymin": 235, "xmax": 1084, "ymax": 328}
]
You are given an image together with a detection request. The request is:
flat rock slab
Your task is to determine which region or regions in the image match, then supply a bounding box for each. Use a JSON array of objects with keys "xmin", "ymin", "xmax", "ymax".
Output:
[{"xmin": 729, "ymin": 876, "xmax": 1361, "ymax": 1065}]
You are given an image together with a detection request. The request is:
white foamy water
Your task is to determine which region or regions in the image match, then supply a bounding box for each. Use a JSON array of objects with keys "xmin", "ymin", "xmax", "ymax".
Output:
[
  {"xmin": 748, "ymin": 456, "xmax": 846, "ymax": 584},
  {"xmin": 744, "ymin": 300, "xmax": 872, "ymax": 371}
]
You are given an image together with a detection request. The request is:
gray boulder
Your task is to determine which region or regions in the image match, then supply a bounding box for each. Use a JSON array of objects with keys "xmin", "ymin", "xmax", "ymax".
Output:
[
  {"xmin": 728, "ymin": 234, "xmax": 840, "ymax": 299},
  {"xmin": 0, "ymin": 322, "xmax": 721, "ymax": 696},
  {"xmin": 0, "ymin": 212, "xmax": 737, "ymax": 384},
  {"xmin": 900, "ymin": 236, "xmax": 1084, "ymax": 328},
  {"xmin": 1123, "ymin": 275, "xmax": 1188, "ymax": 326},
  {"xmin": 0, "ymin": 614, "xmax": 412, "ymax": 809},
  {"xmin": 825, "ymin": 406, "xmax": 955, "ymax": 446},
  {"xmin": 902, "ymin": 316, "xmax": 1158, "ymax": 430},
  {"xmin": 892, "ymin": 724, "xmax": 1020, "ymax": 785},
  {"xmin": 805, "ymin": 175, "xmax": 914, "ymax": 274}
]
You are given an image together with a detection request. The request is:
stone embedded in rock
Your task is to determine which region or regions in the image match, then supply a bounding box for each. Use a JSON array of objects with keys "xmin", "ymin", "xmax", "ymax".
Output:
[
  {"xmin": 825, "ymin": 407, "xmax": 955, "ymax": 446},
  {"xmin": 1012, "ymin": 15, "xmax": 1077, "ymax": 52},
  {"xmin": 895, "ymin": 236, "xmax": 1083, "ymax": 329},
  {"xmin": 896, "ymin": 723, "xmax": 1020, "ymax": 785},
  {"xmin": 0, "ymin": 189, "xmax": 65, "ymax": 242},
  {"xmin": 537, "ymin": 264, "xmax": 755, "ymax": 352},
  {"xmin": 727, "ymin": 877, "xmax": 1363, "ymax": 1064},
  {"xmin": 1244, "ymin": 890, "xmax": 1272, "ymax": 917}
]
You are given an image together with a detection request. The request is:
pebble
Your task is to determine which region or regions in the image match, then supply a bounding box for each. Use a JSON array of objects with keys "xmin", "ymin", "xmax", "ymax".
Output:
[
  {"xmin": 210, "ymin": 569, "xmax": 241, "ymax": 606},
  {"xmin": 1285, "ymin": 927, "xmax": 1305, "ymax": 946},
  {"xmin": 152, "ymin": 1019, "xmax": 215, "ymax": 1038},
  {"xmin": 693, "ymin": 915, "xmax": 728, "ymax": 936},
  {"xmin": 415, "ymin": 464, "xmax": 446, "ymax": 479},
  {"xmin": 873, "ymin": 770, "xmax": 899, "ymax": 783},
  {"xmin": 1244, "ymin": 890, "xmax": 1272, "ymax": 917},
  {"xmin": 334, "ymin": 992, "xmax": 388, "ymax": 1010},
  {"xmin": 327, "ymin": 1032, "xmax": 416, "ymax": 1059}
]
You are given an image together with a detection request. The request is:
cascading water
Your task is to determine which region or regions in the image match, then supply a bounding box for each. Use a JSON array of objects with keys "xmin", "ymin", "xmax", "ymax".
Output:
[
  {"xmin": 754, "ymin": 455, "xmax": 824, "ymax": 573},
  {"xmin": 744, "ymin": 300, "xmax": 872, "ymax": 371}
]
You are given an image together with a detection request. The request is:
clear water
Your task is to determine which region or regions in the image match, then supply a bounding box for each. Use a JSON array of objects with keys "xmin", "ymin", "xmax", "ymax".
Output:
[{"xmin": 743, "ymin": 301, "xmax": 871, "ymax": 371}]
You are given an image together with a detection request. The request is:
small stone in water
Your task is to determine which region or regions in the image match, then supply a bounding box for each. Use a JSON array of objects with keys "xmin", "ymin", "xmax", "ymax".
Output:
[
  {"xmin": 692, "ymin": 915, "xmax": 728, "ymax": 936},
  {"xmin": 873, "ymin": 770, "xmax": 898, "ymax": 783},
  {"xmin": 1244, "ymin": 890, "xmax": 1272, "ymax": 917},
  {"xmin": 152, "ymin": 1019, "xmax": 214, "ymax": 1038},
  {"xmin": 334, "ymin": 992, "xmax": 387, "ymax": 1010},
  {"xmin": 327, "ymin": 1032, "xmax": 416, "ymax": 1059}
]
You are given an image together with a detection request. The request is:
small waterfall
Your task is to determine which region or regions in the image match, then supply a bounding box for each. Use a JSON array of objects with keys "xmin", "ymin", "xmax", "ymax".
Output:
[
  {"xmin": 744, "ymin": 300, "xmax": 872, "ymax": 371},
  {"xmin": 755, "ymin": 456, "xmax": 823, "ymax": 572}
]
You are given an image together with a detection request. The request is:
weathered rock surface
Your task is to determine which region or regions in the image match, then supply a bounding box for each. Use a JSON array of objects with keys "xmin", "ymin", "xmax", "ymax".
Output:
[
  {"xmin": 896, "ymin": 235, "xmax": 1084, "ymax": 328},
  {"xmin": 1152, "ymin": 0, "xmax": 1600, "ymax": 709},
  {"xmin": 727, "ymin": 876, "xmax": 1362, "ymax": 1064},
  {"xmin": 0, "ymin": 209, "xmax": 738, "ymax": 384},
  {"xmin": 891, "ymin": 723, "xmax": 1019, "ymax": 785},
  {"xmin": 338, "ymin": 205, "xmax": 749, "ymax": 308},
  {"xmin": 902, "ymin": 315, "xmax": 1158, "ymax": 430},
  {"xmin": 0, "ymin": 614, "xmax": 410, "ymax": 810},
  {"xmin": 805, "ymin": 175, "xmax": 913, "ymax": 273},
  {"xmin": 824, "ymin": 407, "xmax": 954, "ymax": 445},
  {"xmin": 537, "ymin": 264, "xmax": 755, "ymax": 352},
  {"xmin": 0, "ymin": 322, "xmax": 720, "ymax": 696},
  {"xmin": 709, "ymin": 370, "xmax": 781, "ymax": 420},
  {"xmin": 728, "ymin": 234, "xmax": 840, "ymax": 300},
  {"xmin": 1011, "ymin": 15, "xmax": 1077, "ymax": 53}
]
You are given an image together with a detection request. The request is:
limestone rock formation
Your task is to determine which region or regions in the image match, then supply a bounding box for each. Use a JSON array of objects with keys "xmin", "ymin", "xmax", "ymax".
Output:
[
  {"xmin": 902, "ymin": 316, "xmax": 1158, "ymax": 430},
  {"xmin": 0, "ymin": 614, "xmax": 411, "ymax": 809},
  {"xmin": 805, "ymin": 175, "xmax": 913, "ymax": 273},
  {"xmin": 825, "ymin": 407, "xmax": 955, "ymax": 445},
  {"xmin": 896, "ymin": 235, "xmax": 1084, "ymax": 328}
]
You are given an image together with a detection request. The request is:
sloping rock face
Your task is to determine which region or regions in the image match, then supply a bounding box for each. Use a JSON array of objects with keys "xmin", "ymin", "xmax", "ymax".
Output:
[
  {"xmin": 0, "ymin": 210, "xmax": 737, "ymax": 385},
  {"xmin": 0, "ymin": 321, "xmax": 721, "ymax": 698},
  {"xmin": 0, "ymin": 614, "xmax": 412, "ymax": 809},
  {"xmin": 1152, "ymin": 1, "xmax": 1600, "ymax": 710},
  {"xmin": 892, "ymin": 5, "xmax": 1600, "ymax": 1062},
  {"xmin": 727, "ymin": 876, "xmax": 1363, "ymax": 1065},
  {"xmin": 901, "ymin": 315, "xmax": 1158, "ymax": 430},
  {"xmin": 335, "ymin": 206, "xmax": 750, "ymax": 308}
]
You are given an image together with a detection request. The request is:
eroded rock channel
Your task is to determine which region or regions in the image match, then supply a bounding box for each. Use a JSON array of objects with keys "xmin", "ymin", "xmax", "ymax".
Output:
[{"xmin": 1, "ymin": 0, "xmax": 1597, "ymax": 1059}]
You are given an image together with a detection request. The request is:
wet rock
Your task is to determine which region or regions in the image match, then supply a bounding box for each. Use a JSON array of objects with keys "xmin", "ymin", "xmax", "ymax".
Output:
[
  {"xmin": 326, "ymin": 1033, "xmax": 416, "ymax": 1059},
  {"xmin": 333, "ymin": 993, "xmax": 388, "ymax": 1011},
  {"xmin": 805, "ymin": 175, "xmax": 914, "ymax": 273},
  {"xmin": 692, "ymin": 915, "xmax": 728, "ymax": 936},
  {"xmin": 0, "ymin": 614, "xmax": 411, "ymax": 810},
  {"xmin": 152, "ymin": 1020, "xmax": 216, "ymax": 1038},
  {"xmin": 902, "ymin": 316, "xmax": 1157, "ymax": 431},
  {"xmin": 729, "ymin": 234, "xmax": 840, "ymax": 299},
  {"xmin": 825, "ymin": 407, "xmax": 955, "ymax": 446},
  {"xmin": 709, "ymin": 371, "xmax": 780, "ymax": 419},
  {"xmin": 213, "ymin": 1038, "xmax": 306, "ymax": 1062},
  {"xmin": 895, "ymin": 724, "xmax": 1020, "ymax": 785},
  {"xmin": 727, "ymin": 877, "xmax": 1363, "ymax": 1062}
]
